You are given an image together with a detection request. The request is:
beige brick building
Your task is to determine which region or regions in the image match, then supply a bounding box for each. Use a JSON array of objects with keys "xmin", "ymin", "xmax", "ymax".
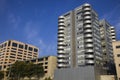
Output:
[
  {"xmin": 112, "ymin": 41, "xmax": 120, "ymax": 80},
  {"xmin": 28, "ymin": 56, "xmax": 57, "ymax": 79},
  {"xmin": 0, "ymin": 40, "xmax": 38, "ymax": 71}
]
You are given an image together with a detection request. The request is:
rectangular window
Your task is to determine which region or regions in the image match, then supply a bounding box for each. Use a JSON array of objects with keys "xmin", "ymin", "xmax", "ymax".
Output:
[
  {"xmin": 117, "ymin": 54, "xmax": 120, "ymax": 57},
  {"xmin": 12, "ymin": 42, "xmax": 17, "ymax": 47},
  {"xmin": 19, "ymin": 44, "xmax": 23, "ymax": 49},
  {"xmin": 34, "ymin": 48, "xmax": 38, "ymax": 52},
  {"xmin": 38, "ymin": 58, "xmax": 43, "ymax": 61},
  {"xmin": 29, "ymin": 47, "xmax": 33, "ymax": 51},
  {"xmin": 8, "ymin": 41, "xmax": 11, "ymax": 46},
  {"xmin": 25, "ymin": 45, "xmax": 28, "ymax": 50},
  {"xmin": 44, "ymin": 71, "xmax": 47, "ymax": 73},
  {"xmin": 45, "ymin": 66, "xmax": 48, "ymax": 69},
  {"xmin": 116, "ymin": 45, "xmax": 120, "ymax": 48}
]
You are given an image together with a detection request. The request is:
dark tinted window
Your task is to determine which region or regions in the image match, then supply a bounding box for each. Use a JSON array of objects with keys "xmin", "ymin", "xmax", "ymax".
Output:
[
  {"xmin": 19, "ymin": 44, "xmax": 23, "ymax": 49},
  {"xmin": 4, "ymin": 43, "xmax": 7, "ymax": 47},
  {"xmin": 45, "ymin": 66, "xmax": 48, "ymax": 69},
  {"xmin": 12, "ymin": 43, "xmax": 17, "ymax": 47},
  {"xmin": 34, "ymin": 48, "xmax": 38, "ymax": 52},
  {"xmin": 116, "ymin": 45, "xmax": 120, "ymax": 48},
  {"xmin": 8, "ymin": 41, "xmax": 11, "ymax": 46},
  {"xmin": 29, "ymin": 47, "xmax": 33, "ymax": 51},
  {"xmin": 117, "ymin": 54, "xmax": 120, "ymax": 57},
  {"xmin": 38, "ymin": 58, "xmax": 43, "ymax": 61},
  {"xmin": 25, "ymin": 45, "xmax": 28, "ymax": 50}
]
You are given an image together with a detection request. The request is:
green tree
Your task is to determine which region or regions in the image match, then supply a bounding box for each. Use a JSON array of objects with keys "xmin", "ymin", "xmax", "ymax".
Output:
[
  {"xmin": 44, "ymin": 77, "xmax": 52, "ymax": 80},
  {"xmin": 0, "ymin": 71, "xmax": 4, "ymax": 79},
  {"xmin": 8, "ymin": 61, "xmax": 26, "ymax": 80},
  {"xmin": 7, "ymin": 61, "xmax": 45, "ymax": 80},
  {"xmin": 33, "ymin": 64, "xmax": 44, "ymax": 80},
  {"xmin": 25, "ymin": 63, "xmax": 44, "ymax": 80},
  {"xmin": 24, "ymin": 62, "xmax": 35, "ymax": 80}
]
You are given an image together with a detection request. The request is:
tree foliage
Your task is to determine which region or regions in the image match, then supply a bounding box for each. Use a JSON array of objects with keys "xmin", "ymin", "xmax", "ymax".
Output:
[
  {"xmin": 0, "ymin": 71, "xmax": 4, "ymax": 79},
  {"xmin": 8, "ymin": 61, "xmax": 44, "ymax": 80},
  {"xmin": 44, "ymin": 77, "xmax": 52, "ymax": 80}
]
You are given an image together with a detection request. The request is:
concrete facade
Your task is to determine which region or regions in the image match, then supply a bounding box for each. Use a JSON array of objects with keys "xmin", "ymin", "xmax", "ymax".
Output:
[
  {"xmin": 56, "ymin": 3, "xmax": 103, "ymax": 80},
  {"xmin": 57, "ymin": 3, "xmax": 102, "ymax": 68},
  {"xmin": 54, "ymin": 66, "xmax": 101, "ymax": 80},
  {"xmin": 100, "ymin": 75, "xmax": 115, "ymax": 80},
  {"xmin": 112, "ymin": 41, "xmax": 120, "ymax": 80},
  {"xmin": 0, "ymin": 40, "xmax": 38, "ymax": 71},
  {"xmin": 99, "ymin": 20, "xmax": 115, "ymax": 74},
  {"xmin": 28, "ymin": 56, "xmax": 57, "ymax": 79}
]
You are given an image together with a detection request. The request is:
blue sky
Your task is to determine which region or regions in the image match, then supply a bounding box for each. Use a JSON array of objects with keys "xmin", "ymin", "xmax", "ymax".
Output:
[{"xmin": 0, "ymin": 0, "xmax": 120, "ymax": 57}]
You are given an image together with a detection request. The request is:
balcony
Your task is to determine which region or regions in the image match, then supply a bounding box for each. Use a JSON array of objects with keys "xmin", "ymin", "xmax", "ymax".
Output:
[
  {"xmin": 86, "ymin": 60, "xmax": 94, "ymax": 64},
  {"xmin": 58, "ymin": 19, "xmax": 64, "ymax": 22},
  {"xmin": 84, "ymin": 20, "xmax": 91, "ymax": 23},
  {"xmin": 84, "ymin": 12, "xmax": 91, "ymax": 15},
  {"xmin": 58, "ymin": 34, "xmax": 64, "ymax": 37},
  {"xmin": 58, "ymin": 46, "xmax": 64, "ymax": 49},
  {"xmin": 83, "ymin": 3, "xmax": 91, "ymax": 7},
  {"xmin": 58, "ymin": 30, "xmax": 64, "ymax": 33},
  {"xmin": 58, "ymin": 26, "xmax": 64, "ymax": 30},
  {"xmin": 58, "ymin": 38, "xmax": 64, "ymax": 41},
  {"xmin": 58, "ymin": 50, "xmax": 64, "ymax": 53},
  {"xmin": 59, "ymin": 23, "xmax": 65, "ymax": 26},
  {"xmin": 84, "ymin": 29, "xmax": 92, "ymax": 33},
  {"xmin": 84, "ymin": 7, "xmax": 91, "ymax": 11},
  {"xmin": 58, "ymin": 64, "xmax": 64, "ymax": 67},
  {"xmin": 84, "ymin": 34, "xmax": 92, "ymax": 37},
  {"xmin": 58, "ymin": 42, "xmax": 65, "ymax": 45},
  {"xmin": 85, "ymin": 39, "xmax": 93, "ymax": 42},
  {"xmin": 86, "ymin": 49, "xmax": 93, "ymax": 52},
  {"xmin": 59, "ymin": 16, "xmax": 64, "ymax": 19},
  {"xmin": 58, "ymin": 59, "xmax": 67, "ymax": 62},
  {"xmin": 84, "ymin": 16, "xmax": 91, "ymax": 19},
  {"xmin": 84, "ymin": 25, "xmax": 91, "ymax": 29},
  {"xmin": 86, "ymin": 55, "xmax": 94, "ymax": 58},
  {"xmin": 86, "ymin": 44, "xmax": 93, "ymax": 47},
  {"xmin": 58, "ymin": 55, "xmax": 66, "ymax": 58}
]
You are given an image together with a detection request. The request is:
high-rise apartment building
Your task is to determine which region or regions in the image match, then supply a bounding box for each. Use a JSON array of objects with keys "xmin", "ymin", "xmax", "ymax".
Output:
[
  {"xmin": 110, "ymin": 26, "xmax": 116, "ymax": 41},
  {"xmin": 99, "ymin": 20, "xmax": 115, "ymax": 74},
  {"xmin": 57, "ymin": 3, "xmax": 102, "ymax": 68},
  {"xmin": 112, "ymin": 41, "xmax": 120, "ymax": 80},
  {"xmin": 56, "ymin": 3, "xmax": 103, "ymax": 80},
  {"xmin": 27, "ymin": 56, "xmax": 57, "ymax": 80},
  {"xmin": 0, "ymin": 40, "xmax": 38, "ymax": 71}
]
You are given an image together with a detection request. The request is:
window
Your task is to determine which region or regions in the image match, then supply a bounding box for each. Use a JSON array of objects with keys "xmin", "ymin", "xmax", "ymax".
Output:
[
  {"xmin": 38, "ymin": 58, "xmax": 43, "ymax": 61},
  {"xmin": 19, "ymin": 44, "xmax": 23, "ymax": 49},
  {"xmin": 117, "ymin": 54, "xmax": 120, "ymax": 57},
  {"xmin": 12, "ymin": 42, "xmax": 17, "ymax": 47},
  {"xmin": 34, "ymin": 48, "xmax": 38, "ymax": 52},
  {"xmin": 116, "ymin": 45, "xmax": 120, "ymax": 48},
  {"xmin": 29, "ymin": 47, "xmax": 33, "ymax": 51},
  {"xmin": 45, "ymin": 57, "xmax": 48, "ymax": 60},
  {"xmin": 45, "ymin": 66, "xmax": 48, "ymax": 69},
  {"xmin": 25, "ymin": 45, "xmax": 28, "ymax": 50},
  {"xmin": 8, "ymin": 41, "xmax": 11, "ymax": 46},
  {"xmin": 44, "ymin": 71, "xmax": 47, "ymax": 73},
  {"xmin": 45, "ymin": 62, "xmax": 48, "ymax": 64}
]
